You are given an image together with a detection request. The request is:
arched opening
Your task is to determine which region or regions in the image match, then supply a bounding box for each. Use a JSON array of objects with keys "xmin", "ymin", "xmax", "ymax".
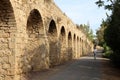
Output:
[
  {"xmin": 0, "ymin": 0, "xmax": 16, "ymax": 79},
  {"xmin": 80, "ymin": 38, "xmax": 82, "ymax": 56},
  {"xmin": 78, "ymin": 37, "xmax": 81, "ymax": 58},
  {"xmin": 26, "ymin": 9, "xmax": 46, "ymax": 71},
  {"xmin": 60, "ymin": 26, "xmax": 66, "ymax": 62},
  {"xmin": 48, "ymin": 20, "xmax": 57, "ymax": 35},
  {"xmin": 68, "ymin": 32, "xmax": 72, "ymax": 60},
  {"xmin": 85, "ymin": 40, "xmax": 88, "ymax": 55},
  {"xmin": 77, "ymin": 37, "xmax": 79, "ymax": 58},
  {"xmin": 48, "ymin": 20, "xmax": 58, "ymax": 67},
  {"xmin": 73, "ymin": 34, "xmax": 76, "ymax": 58},
  {"xmin": 85, "ymin": 41, "xmax": 87, "ymax": 54},
  {"xmin": 82, "ymin": 40, "xmax": 84, "ymax": 55},
  {"xmin": 27, "ymin": 9, "xmax": 44, "ymax": 37}
]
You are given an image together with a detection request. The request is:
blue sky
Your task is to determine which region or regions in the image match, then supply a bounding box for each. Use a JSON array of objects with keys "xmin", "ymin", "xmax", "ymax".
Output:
[{"xmin": 54, "ymin": 0, "xmax": 111, "ymax": 35}]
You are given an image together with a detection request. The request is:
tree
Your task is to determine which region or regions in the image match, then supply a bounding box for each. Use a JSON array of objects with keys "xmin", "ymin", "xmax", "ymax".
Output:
[
  {"xmin": 95, "ymin": 0, "xmax": 114, "ymax": 10},
  {"xmin": 78, "ymin": 24, "xmax": 94, "ymax": 41},
  {"xmin": 104, "ymin": 1, "xmax": 120, "ymax": 51},
  {"xmin": 96, "ymin": 20, "xmax": 106, "ymax": 46},
  {"xmin": 96, "ymin": 0, "xmax": 120, "ymax": 66}
]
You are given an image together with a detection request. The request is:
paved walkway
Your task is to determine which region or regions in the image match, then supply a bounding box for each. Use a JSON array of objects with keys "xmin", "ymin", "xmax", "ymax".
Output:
[{"xmin": 28, "ymin": 51, "xmax": 120, "ymax": 80}]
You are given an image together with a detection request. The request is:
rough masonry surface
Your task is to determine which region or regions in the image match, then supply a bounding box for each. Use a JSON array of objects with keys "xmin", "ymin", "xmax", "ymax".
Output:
[{"xmin": 0, "ymin": 0, "xmax": 93, "ymax": 80}]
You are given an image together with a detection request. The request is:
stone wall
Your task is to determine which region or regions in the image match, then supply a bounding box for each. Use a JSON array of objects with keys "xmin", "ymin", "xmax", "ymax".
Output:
[{"xmin": 0, "ymin": 0, "xmax": 93, "ymax": 80}]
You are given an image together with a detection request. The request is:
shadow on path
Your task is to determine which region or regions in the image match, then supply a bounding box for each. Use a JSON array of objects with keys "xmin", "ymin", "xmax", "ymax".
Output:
[{"xmin": 28, "ymin": 51, "xmax": 120, "ymax": 80}]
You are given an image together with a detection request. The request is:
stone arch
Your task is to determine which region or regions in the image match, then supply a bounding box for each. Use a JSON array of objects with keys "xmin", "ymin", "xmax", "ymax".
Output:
[
  {"xmin": 48, "ymin": 19, "xmax": 58, "ymax": 67},
  {"xmin": 27, "ymin": 9, "xmax": 44, "ymax": 37},
  {"xmin": 78, "ymin": 37, "xmax": 81, "ymax": 57},
  {"xmin": 25, "ymin": 9, "xmax": 47, "ymax": 71},
  {"xmin": 73, "ymin": 34, "xmax": 76, "ymax": 58},
  {"xmin": 0, "ymin": 0, "xmax": 16, "ymax": 79},
  {"xmin": 85, "ymin": 40, "xmax": 88, "ymax": 54},
  {"xmin": 77, "ymin": 36, "xmax": 79, "ymax": 58},
  {"xmin": 60, "ymin": 26, "xmax": 66, "ymax": 62},
  {"xmin": 81, "ymin": 39, "xmax": 84, "ymax": 55},
  {"xmin": 80, "ymin": 38, "xmax": 82, "ymax": 56},
  {"xmin": 68, "ymin": 31, "xmax": 72, "ymax": 60},
  {"xmin": 48, "ymin": 20, "xmax": 57, "ymax": 35}
]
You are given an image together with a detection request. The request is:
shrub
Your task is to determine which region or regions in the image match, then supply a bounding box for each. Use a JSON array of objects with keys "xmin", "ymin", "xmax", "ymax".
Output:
[{"xmin": 102, "ymin": 43, "xmax": 112, "ymax": 58}]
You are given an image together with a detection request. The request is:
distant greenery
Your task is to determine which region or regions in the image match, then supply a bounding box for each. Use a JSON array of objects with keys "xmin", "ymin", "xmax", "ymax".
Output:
[
  {"xmin": 76, "ymin": 24, "xmax": 94, "ymax": 41},
  {"xmin": 96, "ymin": 20, "xmax": 112, "ymax": 58},
  {"xmin": 102, "ymin": 43, "xmax": 112, "ymax": 58},
  {"xmin": 96, "ymin": 0, "xmax": 120, "ymax": 66},
  {"xmin": 96, "ymin": 20, "xmax": 107, "ymax": 47}
]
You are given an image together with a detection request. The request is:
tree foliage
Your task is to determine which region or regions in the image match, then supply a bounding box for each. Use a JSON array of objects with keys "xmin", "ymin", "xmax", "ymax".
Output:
[
  {"xmin": 96, "ymin": 20, "xmax": 107, "ymax": 46},
  {"xmin": 104, "ymin": 1, "xmax": 120, "ymax": 51},
  {"xmin": 76, "ymin": 24, "xmax": 94, "ymax": 41},
  {"xmin": 95, "ymin": 0, "xmax": 114, "ymax": 10},
  {"xmin": 96, "ymin": 0, "xmax": 120, "ymax": 66}
]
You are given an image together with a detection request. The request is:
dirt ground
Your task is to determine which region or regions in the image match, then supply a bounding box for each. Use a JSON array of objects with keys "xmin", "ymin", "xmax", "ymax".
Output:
[
  {"xmin": 26, "ymin": 51, "xmax": 120, "ymax": 80},
  {"xmin": 101, "ymin": 59, "xmax": 120, "ymax": 80}
]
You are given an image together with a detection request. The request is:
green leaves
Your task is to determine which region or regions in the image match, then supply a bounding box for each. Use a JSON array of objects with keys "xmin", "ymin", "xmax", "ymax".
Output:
[
  {"xmin": 105, "ymin": 5, "xmax": 113, "ymax": 10},
  {"xmin": 95, "ymin": 0, "xmax": 104, "ymax": 7},
  {"xmin": 78, "ymin": 24, "xmax": 94, "ymax": 41},
  {"xmin": 96, "ymin": 0, "xmax": 120, "ymax": 66},
  {"xmin": 95, "ymin": 0, "xmax": 114, "ymax": 10},
  {"xmin": 96, "ymin": 19, "xmax": 107, "ymax": 46}
]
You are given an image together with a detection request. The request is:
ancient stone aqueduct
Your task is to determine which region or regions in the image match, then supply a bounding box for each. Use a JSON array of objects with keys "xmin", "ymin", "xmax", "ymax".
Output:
[{"xmin": 0, "ymin": 0, "xmax": 93, "ymax": 80}]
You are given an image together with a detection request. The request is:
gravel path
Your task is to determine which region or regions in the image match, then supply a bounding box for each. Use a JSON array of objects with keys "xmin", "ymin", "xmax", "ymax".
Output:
[{"xmin": 28, "ymin": 51, "xmax": 120, "ymax": 80}]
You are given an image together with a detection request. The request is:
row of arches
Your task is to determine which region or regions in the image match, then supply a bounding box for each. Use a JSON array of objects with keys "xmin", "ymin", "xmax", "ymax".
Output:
[
  {"xmin": 0, "ymin": 1, "xmax": 92, "ymax": 80},
  {"xmin": 26, "ymin": 9, "xmax": 91, "ymax": 68}
]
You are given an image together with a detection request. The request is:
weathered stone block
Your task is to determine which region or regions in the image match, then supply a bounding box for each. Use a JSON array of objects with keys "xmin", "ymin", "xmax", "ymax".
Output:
[
  {"xmin": 0, "ymin": 44, "xmax": 8, "ymax": 50},
  {"xmin": 2, "ymin": 63, "xmax": 10, "ymax": 69},
  {"xmin": 5, "ymin": 76, "xmax": 13, "ymax": 80},
  {"xmin": 0, "ymin": 38, "xmax": 9, "ymax": 43},
  {"xmin": 0, "ymin": 33, "xmax": 10, "ymax": 38}
]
